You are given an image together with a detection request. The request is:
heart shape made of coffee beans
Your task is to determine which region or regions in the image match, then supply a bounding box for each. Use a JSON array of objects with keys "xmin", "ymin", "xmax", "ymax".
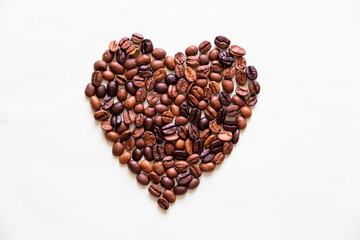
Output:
[{"xmin": 84, "ymin": 33, "xmax": 260, "ymax": 210}]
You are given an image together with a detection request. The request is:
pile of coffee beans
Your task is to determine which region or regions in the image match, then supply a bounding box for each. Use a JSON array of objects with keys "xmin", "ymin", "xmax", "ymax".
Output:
[{"xmin": 85, "ymin": 34, "xmax": 260, "ymax": 210}]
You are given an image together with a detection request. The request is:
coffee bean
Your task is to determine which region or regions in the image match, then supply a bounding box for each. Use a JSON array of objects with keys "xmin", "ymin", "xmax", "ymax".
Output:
[
  {"xmin": 90, "ymin": 96, "xmax": 100, "ymax": 110},
  {"xmin": 226, "ymin": 105, "xmax": 241, "ymax": 117},
  {"xmin": 232, "ymin": 94, "xmax": 246, "ymax": 107},
  {"xmin": 102, "ymin": 50, "xmax": 114, "ymax": 62},
  {"xmin": 246, "ymin": 95, "xmax": 258, "ymax": 106},
  {"xmin": 192, "ymin": 139, "xmax": 204, "ymax": 154},
  {"xmin": 160, "ymin": 176, "xmax": 175, "ymax": 189},
  {"xmin": 188, "ymin": 124, "xmax": 199, "ymax": 141},
  {"xmin": 219, "ymin": 91, "xmax": 231, "ymax": 106},
  {"xmin": 152, "ymin": 48, "xmax": 166, "ymax": 60},
  {"xmin": 209, "ymin": 48, "xmax": 220, "ymax": 60},
  {"xmin": 214, "ymin": 152, "xmax": 225, "ymax": 164},
  {"xmin": 211, "ymin": 60, "xmax": 224, "ymax": 72},
  {"xmin": 173, "ymin": 150, "xmax": 188, "ymax": 161},
  {"xmin": 136, "ymin": 173, "xmax": 149, "ymax": 185},
  {"xmin": 149, "ymin": 184, "xmax": 162, "ymax": 197},
  {"xmin": 138, "ymin": 65, "xmax": 153, "ymax": 78},
  {"xmin": 235, "ymin": 86, "xmax": 250, "ymax": 97},
  {"xmin": 229, "ymin": 45, "xmax": 246, "ymax": 56},
  {"xmin": 196, "ymin": 65, "xmax": 211, "ymax": 78},
  {"xmin": 174, "ymin": 52, "xmax": 186, "ymax": 65},
  {"xmin": 119, "ymin": 151, "xmax": 131, "ymax": 164},
  {"xmin": 135, "ymin": 138, "xmax": 145, "ymax": 148},
  {"xmin": 186, "ymin": 56, "xmax": 199, "ymax": 68},
  {"xmin": 91, "ymin": 71, "xmax": 103, "ymax": 87},
  {"xmin": 112, "ymin": 142, "xmax": 125, "ymax": 156},
  {"xmin": 110, "ymin": 114, "xmax": 122, "ymax": 127},
  {"xmin": 150, "ymin": 60, "xmax": 164, "ymax": 70},
  {"xmin": 153, "ymin": 144, "xmax": 165, "ymax": 160},
  {"xmin": 128, "ymin": 160, "xmax": 141, "ymax": 174},
  {"xmin": 198, "ymin": 40, "xmax": 211, "ymax": 53},
  {"xmin": 148, "ymin": 172, "xmax": 160, "ymax": 184},
  {"xmin": 175, "ymin": 64, "xmax": 185, "ymax": 78},
  {"xmin": 223, "ymin": 120, "xmax": 238, "ymax": 132},
  {"xmin": 173, "ymin": 185, "xmax": 188, "ymax": 195},
  {"xmin": 219, "ymin": 51, "xmax": 234, "ymax": 66},
  {"xmin": 125, "ymin": 81, "xmax": 138, "ymax": 95},
  {"xmin": 157, "ymin": 197, "xmax": 169, "ymax": 210},
  {"xmin": 188, "ymin": 178, "xmax": 200, "ymax": 189},
  {"xmin": 163, "ymin": 190, "xmax": 176, "ymax": 203},
  {"xmin": 125, "ymin": 137, "xmax": 135, "ymax": 151},
  {"xmin": 164, "ymin": 56, "xmax": 176, "ymax": 70},
  {"xmin": 249, "ymin": 81, "xmax": 261, "ymax": 95},
  {"xmin": 218, "ymin": 130, "xmax": 232, "ymax": 141},
  {"xmin": 245, "ymin": 65, "xmax": 258, "ymax": 80},
  {"xmin": 141, "ymin": 39, "xmax": 153, "ymax": 54},
  {"xmin": 199, "ymin": 162, "xmax": 215, "ymax": 172},
  {"xmin": 210, "ymin": 139, "xmax": 223, "ymax": 153},
  {"xmin": 123, "ymin": 110, "xmax": 135, "ymax": 124},
  {"xmin": 94, "ymin": 110, "xmax": 110, "ymax": 121},
  {"xmin": 131, "ymin": 33, "xmax": 144, "ymax": 44},
  {"xmin": 187, "ymin": 154, "xmax": 200, "ymax": 165},
  {"xmin": 223, "ymin": 142, "xmax": 233, "ymax": 154},
  {"xmin": 241, "ymin": 106, "xmax": 252, "ymax": 118},
  {"xmin": 154, "ymin": 82, "xmax": 168, "ymax": 93},
  {"xmin": 200, "ymin": 149, "xmax": 214, "ymax": 163},
  {"xmin": 214, "ymin": 35, "xmax": 231, "ymax": 49},
  {"xmin": 144, "ymin": 146, "xmax": 154, "ymax": 161},
  {"xmin": 200, "ymin": 129, "xmax": 211, "ymax": 142},
  {"xmin": 209, "ymin": 120, "xmax": 221, "ymax": 133},
  {"xmin": 222, "ymin": 79, "xmax": 234, "ymax": 93},
  {"xmin": 189, "ymin": 165, "xmax": 202, "ymax": 177},
  {"xmin": 197, "ymin": 117, "xmax": 209, "ymax": 131},
  {"xmin": 85, "ymin": 83, "xmax": 96, "ymax": 97}
]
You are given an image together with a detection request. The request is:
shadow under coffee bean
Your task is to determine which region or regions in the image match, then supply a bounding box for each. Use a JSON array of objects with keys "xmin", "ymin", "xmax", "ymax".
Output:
[{"xmin": 85, "ymin": 33, "xmax": 260, "ymax": 210}]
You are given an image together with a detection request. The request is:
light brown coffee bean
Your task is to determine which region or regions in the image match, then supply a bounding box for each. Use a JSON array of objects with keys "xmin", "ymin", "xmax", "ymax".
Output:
[{"xmin": 218, "ymin": 130, "xmax": 232, "ymax": 141}]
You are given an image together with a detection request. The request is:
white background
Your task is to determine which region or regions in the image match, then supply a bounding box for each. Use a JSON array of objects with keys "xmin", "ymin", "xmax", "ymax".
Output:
[{"xmin": 1, "ymin": 0, "xmax": 360, "ymax": 239}]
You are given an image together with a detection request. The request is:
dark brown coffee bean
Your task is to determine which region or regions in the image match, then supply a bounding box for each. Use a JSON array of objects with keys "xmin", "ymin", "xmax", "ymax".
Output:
[
  {"xmin": 174, "ymin": 161, "xmax": 189, "ymax": 173},
  {"xmin": 229, "ymin": 45, "xmax": 246, "ymax": 56},
  {"xmin": 154, "ymin": 82, "xmax": 168, "ymax": 93},
  {"xmin": 95, "ymin": 85, "xmax": 106, "ymax": 98},
  {"xmin": 133, "ymin": 76, "xmax": 145, "ymax": 88},
  {"xmin": 167, "ymin": 85, "xmax": 178, "ymax": 99},
  {"xmin": 135, "ymin": 138, "xmax": 145, "ymax": 148},
  {"xmin": 163, "ymin": 190, "xmax": 176, "ymax": 203},
  {"xmin": 173, "ymin": 150, "xmax": 188, "ymax": 161},
  {"xmin": 152, "ymin": 48, "xmax": 166, "ymax": 60},
  {"xmin": 147, "ymin": 92, "xmax": 159, "ymax": 105},
  {"xmin": 144, "ymin": 146, "xmax": 154, "ymax": 161},
  {"xmin": 219, "ymin": 51, "xmax": 234, "ymax": 66},
  {"xmin": 149, "ymin": 172, "xmax": 160, "ymax": 184},
  {"xmin": 232, "ymin": 95, "xmax": 246, "ymax": 107},
  {"xmin": 192, "ymin": 139, "xmax": 204, "ymax": 154},
  {"xmin": 210, "ymin": 139, "xmax": 223, "ymax": 153},
  {"xmin": 116, "ymin": 122, "xmax": 129, "ymax": 135},
  {"xmin": 198, "ymin": 54, "xmax": 209, "ymax": 65},
  {"xmin": 189, "ymin": 108, "xmax": 201, "ymax": 124},
  {"xmin": 100, "ymin": 97, "xmax": 113, "ymax": 110},
  {"xmin": 231, "ymin": 129, "xmax": 240, "ymax": 144},
  {"xmin": 125, "ymin": 81, "xmax": 138, "ymax": 95},
  {"xmin": 185, "ymin": 45, "xmax": 198, "ymax": 56},
  {"xmin": 235, "ymin": 86, "xmax": 250, "ymax": 97},
  {"xmin": 174, "ymin": 185, "xmax": 188, "ymax": 195},
  {"xmin": 112, "ymin": 142, "xmax": 125, "ymax": 156},
  {"xmin": 197, "ymin": 117, "xmax": 209, "ymax": 131},
  {"xmin": 188, "ymin": 178, "xmax": 199, "ymax": 189},
  {"xmin": 126, "ymin": 45, "xmax": 140, "ymax": 58},
  {"xmin": 160, "ymin": 176, "xmax": 175, "ymax": 189},
  {"xmin": 176, "ymin": 171, "xmax": 191, "ymax": 185},
  {"xmin": 196, "ymin": 65, "xmax": 211, "ymax": 78},
  {"xmin": 200, "ymin": 149, "xmax": 214, "ymax": 163},
  {"xmin": 249, "ymin": 81, "xmax": 261, "ymax": 95},
  {"xmin": 189, "ymin": 165, "xmax": 202, "ymax": 177},
  {"xmin": 162, "ymin": 156, "xmax": 175, "ymax": 169},
  {"xmin": 209, "ymin": 48, "xmax": 220, "ymax": 60},
  {"xmin": 223, "ymin": 66, "xmax": 236, "ymax": 79},
  {"xmin": 246, "ymin": 94, "xmax": 258, "ymax": 106},
  {"xmin": 178, "ymin": 126, "xmax": 188, "ymax": 139},
  {"xmin": 119, "ymin": 129, "xmax": 132, "ymax": 142},
  {"xmin": 210, "ymin": 96, "xmax": 222, "ymax": 111},
  {"xmin": 235, "ymin": 70, "xmax": 247, "ymax": 85},
  {"xmin": 148, "ymin": 184, "xmax": 162, "ymax": 197},
  {"xmin": 124, "ymin": 58, "xmax": 137, "ymax": 70},
  {"xmin": 138, "ymin": 65, "xmax": 153, "ymax": 78},
  {"xmin": 85, "ymin": 83, "xmax": 96, "ymax": 97},
  {"xmin": 110, "ymin": 115, "xmax": 122, "ymax": 127},
  {"xmin": 223, "ymin": 120, "xmax": 238, "ymax": 132},
  {"xmin": 188, "ymin": 124, "xmax": 199, "ymax": 141},
  {"xmin": 226, "ymin": 105, "xmax": 241, "ymax": 117},
  {"xmin": 94, "ymin": 60, "xmax": 107, "ymax": 71},
  {"xmin": 125, "ymin": 137, "xmax": 135, "ymax": 151},
  {"xmin": 153, "ymin": 126, "xmax": 164, "ymax": 143},
  {"xmin": 119, "ymin": 37, "xmax": 131, "ymax": 50},
  {"xmin": 157, "ymin": 197, "xmax": 169, "ymax": 210},
  {"xmin": 153, "ymin": 144, "xmax": 165, "ymax": 161},
  {"xmin": 137, "ymin": 173, "xmax": 149, "ymax": 185},
  {"xmin": 214, "ymin": 35, "xmax": 231, "ymax": 49},
  {"xmin": 162, "ymin": 123, "xmax": 177, "ymax": 135},
  {"xmin": 102, "ymin": 50, "xmax": 114, "ymax": 62},
  {"xmin": 141, "ymin": 39, "xmax": 153, "ymax": 54},
  {"xmin": 219, "ymin": 91, "xmax": 231, "ymax": 106},
  {"xmin": 132, "ymin": 127, "xmax": 144, "ymax": 138},
  {"xmin": 198, "ymin": 40, "xmax": 211, "ymax": 53},
  {"xmin": 128, "ymin": 160, "xmax": 141, "ymax": 174},
  {"xmin": 109, "ymin": 61, "xmax": 124, "ymax": 74},
  {"xmin": 204, "ymin": 135, "xmax": 217, "ymax": 149},
  {"xmin": 91, "ymin": 71, "xmax": 103, "ymax": 87},
  {"xmin": 145, "ymin": 77, "xmax": 155, "ymax": 91},
  {"xmin": 245, "ymin": 66, "xmax": 258, "ymax": 80}
]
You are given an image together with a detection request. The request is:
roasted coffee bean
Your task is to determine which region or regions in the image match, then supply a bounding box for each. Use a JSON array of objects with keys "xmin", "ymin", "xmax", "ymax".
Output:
[
  {"xmin": 200, "ymin": 149, "xmax": 214, "ymax": 163},
  {"xmin": 101, "ymin": 119, "xmax": 114, "ymax": 131},
  {"xmin": 166, "ymin": 167, "xmax": 178, "ymax": 178},
  {"xmin": 176, "ymin": 172, "xmax": 192, "ymax": 185},
  {"xmin": 149, "ymin": 172, "xmax": 160, "ymax": 184},
  {"xmin": 131, "ymin": 33, "xmax": 143, "ymax": 44},
  {"xmin": 116, "ymin": 122, "xmax": 129, "ymax": 135},
  {"xmin": 216, "ymin": 109, "xmax": 226, "ymax": 124},
  {"xmin": 174, "ymin": 52, "xmax": 186, "ymax": 65},
  {"xmin": 241, "ymin": 106, "xmax": 252, "ymax": 118},
  {"xmin": 235, "ymin": 56, "xmax": 247, "ymax": 70},
  {"xmin": 123, "ymin": 110, "xmax": 135, "ymax": 124},
  {"xmin": 105, "ymin": 131, "xmax": 120, "ymax": 142},
  {"xmin": 163, "ymin": 189, "xmax": 176, "ymax": 203},
  {"xmin": 134, "ymin": 113, "xmax": 144, "ymax": 127},
  {"xmin": 149, "ymin": 184, "xmax": 162, "ymax": 197},
  {"xmin": 223, "ymin": 66, "xmax": 236, "ymax": 79},
  {"xmin": 177, "ymin": 79, "xmax": 189, "ymax": 93},
  {"xmin": 151, "ymin": 60, "xmax": 164, "ymax": 70},
  {"xmin": 219, "ymin": 91, "xmax": 231, "ymax": 106},
  {"xmin": 119, "ymin": 151, "xmax": 131, "ymax": 164},
  {"xmin": 197, "ymin": 117, "xmax": 209, "ymax": 131},
  {"xmin": 185, "ymin": 139, "xmax": 193, "ymax": 155},
  {"xmin": 210, "ymin": 139, "xmax": 223, "ymax": 153},
  {"xmin": 209, "ymin": 120, "xmax": 221, "ymax": 133},
  {"xmin": 196, "ymin": 65, "xmax": 211, "ymax": 78},
  {"xmin": 137, "ymin": 173, "xmax": 149, "ymax": 185},
  {"xmin": 126, "ymin": 45, "xmax": 140, "ymax": 58},
  {"xmin": 192, "ymin": 139, "xmax": 204, "ymax": 154},
  {"xmin": 145, "ymin": 77, "xmax": 155, "ymax": 91},
  {"xmin": 223, "ymin": 141, "xmax": 233, "ymax": 154},
  {"xmin": 179, "ymin": 102, "xmax": 189, "ymax": 117},
  {"xmin": 173, "ymin": 150, "xmax": 188, "ymax": 161},
  {"xmin": 119, "ymin": 130, "xmax": 132, "ymax": 142},
  {"xmin": 226, "ymin": 105, "xmax": 241, "ymax": 117},
  {"xmin": 222, "ymin": 79, "xmax": 234, "ymax": 93},
  {"xmin": 200, "ymin": 129, "xmax": 211, "ymax": 142},
  {"xmin": 157, "ymin": 197, "xmax": 169, "ymax": 210},
  {"xmin": 125, "ymin": 137, "xmax": 135, "ymax": 151},
  {"xmin": 198, "ymin": 40, "xmax": 211, "ymax": 53},
  {"xmin": 135, "ymin": 138, "xmax": 145, "ymax": 148},
  {"xmin": 167, "ymin": 85, "xmax": 178, "ymax": 99},
  {"xmin": 160, "ymin": 176, "xmax": 175, "ymax": 189},
  {"xmin": 100, "ymin": 97, "xmax": 113, "ymax": 110},
  {"xmin": 178, "ymin": 126, "xmax": 188, "ymax": 140},
  {"xmin": 163, "ymin": 74, "xmax": 177, "ymax": 85},
  {"xmin": 141, "ymin": 39, "xmax": 153, "ymax": 54},
  {"xmin": 94, "ymin": 60, "xmax": 108, "ymax": 71},
  {"xmin": 249, "ymin": 81, "xmax": 261, "ymax": 95},
  {"xmin": 163, "ymin": 142, "xmax": 175, "ymax": 156},
  {"xmin": 232, "ymin": 95, "xmax": 246, "ymax": 107},
  {"xmin": 95, "ymin": 85, "xmax": 106, "ymax": 98},
  {"xmin": 188, "ymin": 124, "xmax": 199, "ymax": 141},
  {"xmin": 245, "ymin": 65, "xmax": 258, "ymax": 80},
  {"xmin": 218, "ymin": 130, "xmax": 232, "ymax": 141},
  {"xmin": 175, "ymin": 64, "xmax": 185, "ymax": 78},
  {"xmin": 162, "ymin": 156, "xmax": 175, "ymax": 169},
  {"xmin": 128, "ymin": 160, "xmax": 141, "ymax": 174},
  {"xmin": 210, "ymin": 96, "xmax": 222, "ymax": 111},
  {"xmin": 138, "ymin": 65, "xmax": 153, "ymax": 78},
  {"xmin": 110, "ymin": 115, "xmax": 122, "ymax": 127},
  {"xmin": 209, "ymin": 48, "xmax": 220, "ymax": 60},
  {"xmin": 132, "ymin": 127, "xmax": 144, "ymax": 138},
  {"xmin": 110, "ymin": 102, "xmax": 124, "ymax": 115},
  {"xmin": 162, "ymin": 123, "xmax": 177, "ymax": 135},
  {"xmin": 164, "ymin": 56, "xmax": 176, "ymax": 70},
  {"xmin": 219, "ymin": 51, "xmax": 234, "ymax": 66},
  {"xmin": 213, "ymin": 152, "xmax": 225, "ymax": 164},
  {"xmin": 214, "ymin": 35, "xmax": 231, "ymax": 49},
  {"xmin": 189, "ymin": 108, "xmax": 201, "ymax": 124},
  {"xmin": 198, "ymin": 54, "xmax": 209, "ymax": 65},
  {"xmin": 115, "ymin": 49, "xmax": 126, "ymax": 64},
  {"xmin": 235, "ymin": 86, "xmax": 250, "ymax": 97},
  {"xmin": 186, "ymin": 56, "xmax": 199, "ymax": 68},
  {"xmin": 186, "ymin": 154, "xmax": 200, "ymax": 165},
  {"xmin": 152, "ymin": 48, "xmax": 166, "ymax": 60},
  {"xmin": 112, "ymin": 142, "xmax": 125, "ymax": 156},
  {"xmin": 125, "ymin": 81, "xmax": 138, "ymax": 96},
  {"xmin": 229, "ymin": 45, "xmax": 246, "ymax": 56},
  {"xmin": 189, "ymin": 165, "xmax": 202, "ymax": 178},
  {"xmin": 223, "ymin": 120, "xmax": 238, "ymax": 132},
  {"xmin": 144, "ymin": 146, "xmax": 154, "ymax": 161},
  {"xmin": 154, "ymin": 82, "xmax": 168, "ymax": 93},
  {"xmin": 204, "ymin": 135, "xmax": 217, "ymax": 149},
  {"xmin": 153, "ymin": 126, "xmax": 164, "ymax": 143},
  {"xmin": 124, "ymin": 58, "xmax": 137, "ymax": 69},
  {"xmin": 199, "ymin": 162, "xmax": 215, "ymax": 172},
  {"xmin": 246, "ymin": 94, "xmax": 258, "ymax": 106},
  {"xmin": 235, "ymin": 70, "xmax": 247, "ymax": 85},
  {"xmin": 139, "ymin": 159, "xmax": 152, "ymax": 173},
  {"xmin": 174, "ymin": 161, "xmax": 189, "ymax": 172},
  {"xmin": 174, "ymin": 185, "xmax": 188, "ymax": 195},
  {"xmin": 185, "ymin": 67, "xmax": 197, "ymax": 82},
  {"xmin": 85, "ymin": 83, "xmax": 96, "ymax": 97},
  {"xmin": 133, "ymin": 76, "xmax": 145, "ymax": 88},
  {"xmin": 90, "ymin": 96, "xmax": 100, "ymax": 110},
  {"xmin": 188, "ymin": 178, "xmax": 200, "ymax": 189},
  {"xmin": 91, "ymin": 71, "xmax": 103, "ymax": 87},
  {"xmin": 153, "ymin": 144, "xmax": 165, "ymax": 160},
  {"xmin": 161, "ymin": 94, "xmax": 173, "ymax": 105},
  {"xmin": 232, "ymin": 129, "xmax": 240, "ymax": 144},
  {"xmin": 102, "ymin": 50, "xmax": 114, "ymax": 62}
]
